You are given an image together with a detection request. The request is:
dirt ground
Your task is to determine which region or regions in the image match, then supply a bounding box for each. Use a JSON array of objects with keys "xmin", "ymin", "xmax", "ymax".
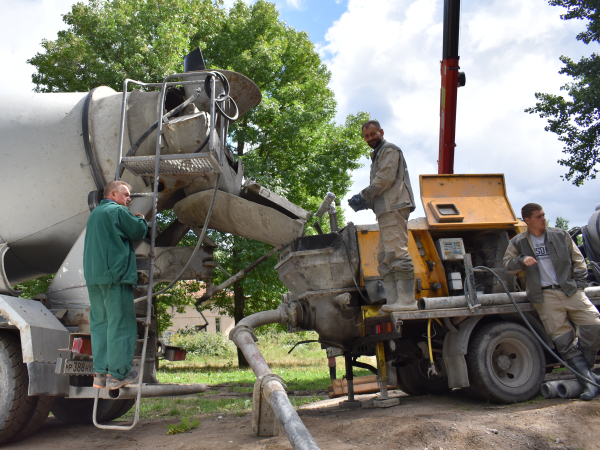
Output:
[{"xmin": 7, "ymin": 375, "xmax": 600, "ymax": 450}]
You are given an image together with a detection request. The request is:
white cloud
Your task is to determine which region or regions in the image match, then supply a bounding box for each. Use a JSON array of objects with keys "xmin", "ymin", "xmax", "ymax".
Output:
[
  {"xmin": 0, "ymin": 0, "xmax": 83, "ymax": 94},
  {"xmin": 285, "ymin": 0, "xmax": 303, "ymax": 9},
  {"xmin": 324, "ymin": 0, "xmax": 598, "ymax": 227}
]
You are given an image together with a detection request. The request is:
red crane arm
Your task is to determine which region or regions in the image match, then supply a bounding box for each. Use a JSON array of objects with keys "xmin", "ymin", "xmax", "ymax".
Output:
[{"xmin": 438, "ymin": 0, "xmax": 465, "ymax": 175}]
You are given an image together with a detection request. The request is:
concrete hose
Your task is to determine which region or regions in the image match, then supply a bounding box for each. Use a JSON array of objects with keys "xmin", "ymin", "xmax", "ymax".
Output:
[{"xmin": 230, "ymin": 307, "xmax": 320, "ymax": 450}]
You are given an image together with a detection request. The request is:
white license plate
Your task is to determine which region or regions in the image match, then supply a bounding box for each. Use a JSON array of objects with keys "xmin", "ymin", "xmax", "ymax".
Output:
[{"xmin": 64, "ymin": 360, "xmax": 93, "ymax": 374}]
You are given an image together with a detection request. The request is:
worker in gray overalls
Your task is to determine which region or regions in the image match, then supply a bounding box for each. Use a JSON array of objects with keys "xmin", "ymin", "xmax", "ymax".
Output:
[{"xmin": 349, "ymin": 120, "xmax": 416, "ymax": 314}]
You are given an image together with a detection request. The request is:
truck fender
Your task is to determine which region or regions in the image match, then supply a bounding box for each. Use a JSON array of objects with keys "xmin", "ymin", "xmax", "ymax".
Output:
[
  {"xmin": 0, "ymin": 295, "xmax": 69, "ymax": 396},
  {"xmin": 442, "ymin": 316, "xmax": 482, "ymax": 389}
]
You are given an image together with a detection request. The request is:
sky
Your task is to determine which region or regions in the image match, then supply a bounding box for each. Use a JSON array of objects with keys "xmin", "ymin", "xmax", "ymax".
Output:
[{"xmin": 2, "ymin": 0, "xmax": 598, "ymax": 228}]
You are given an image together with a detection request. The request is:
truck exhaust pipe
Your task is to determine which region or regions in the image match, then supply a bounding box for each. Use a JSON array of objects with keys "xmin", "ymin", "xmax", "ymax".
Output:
[
  {"xmin": 106, "ymin": 383, "xmax": 208, "ymax": 400},
  {"xmin": 230, "ymin": 306, "xmax": 320, "ymax": 450}
]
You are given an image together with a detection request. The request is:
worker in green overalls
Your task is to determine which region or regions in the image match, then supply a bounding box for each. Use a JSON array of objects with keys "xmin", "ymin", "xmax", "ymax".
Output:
[{"xmin": 83, "ymin": 180, "xmax": 148, "ymax": 390}]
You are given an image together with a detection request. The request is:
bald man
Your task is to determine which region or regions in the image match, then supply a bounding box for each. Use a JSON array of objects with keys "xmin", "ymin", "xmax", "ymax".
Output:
[{"xmin": 84, "ymin": 180, "xmax": 147, "ymax": 390}]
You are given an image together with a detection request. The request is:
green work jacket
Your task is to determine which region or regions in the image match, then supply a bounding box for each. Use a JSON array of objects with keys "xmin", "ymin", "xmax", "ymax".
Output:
[{"xmin": 83, "ymin": 200, "xmax": 148, "ymax": 286}]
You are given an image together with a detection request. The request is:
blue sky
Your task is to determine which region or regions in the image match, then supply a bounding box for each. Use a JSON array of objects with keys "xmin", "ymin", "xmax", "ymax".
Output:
[{"xmin": 1, "ymin": 0, "xmax": 598, "ymax": 228}]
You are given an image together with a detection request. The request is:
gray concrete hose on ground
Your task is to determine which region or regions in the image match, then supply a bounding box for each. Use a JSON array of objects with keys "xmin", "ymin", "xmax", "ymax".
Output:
[{"xmin": 229, "ymin": 306, "xmax": 320, "ymax": 450}]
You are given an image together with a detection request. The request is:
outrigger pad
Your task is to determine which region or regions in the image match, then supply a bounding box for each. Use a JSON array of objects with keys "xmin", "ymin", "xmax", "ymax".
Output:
[{"xmin": 173, "ymin": 190, "xmax": 305, "ymax": 247}]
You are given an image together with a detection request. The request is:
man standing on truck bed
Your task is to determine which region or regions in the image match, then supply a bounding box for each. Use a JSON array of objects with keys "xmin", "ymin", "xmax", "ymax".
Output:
[
  {"xmin": 83, "ymin": 180, "xmax": 148, "ymax": 390},
  {"xmin": 504, "ymin": 203, "xmax": 600, "ymax": 401},
  {"xmin": 348, "ymin": 120, "xmax": 416, "ymax": 313}
]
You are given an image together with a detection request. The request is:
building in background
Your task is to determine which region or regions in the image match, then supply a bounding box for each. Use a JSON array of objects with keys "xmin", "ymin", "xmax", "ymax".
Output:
[{"xmin": 166, "ymin": 305, "xmax": 234, "ymax": 335}]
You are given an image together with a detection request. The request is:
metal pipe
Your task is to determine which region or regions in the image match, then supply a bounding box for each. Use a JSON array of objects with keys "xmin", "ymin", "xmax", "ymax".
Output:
[
  {"xmin": 418, "ymin": 292, "xmax": 529, "ymax": 310},
  {"xmin": 586, "ymin": 286, "xmax": 600, "ymax": 298},
  {"xmin": 196, "ymin": 245, "xmax": 283, "ymax": 306},
  {"xmin": 230, "ymin": 308, "xmax": 320, "ymax": 450},
  {"xmin": 557, "ymin": 379, "xmax": 584, "ymax": 399},
  {"xmin": 108, "ymin": 383, "xmax": 208, "ymax": 399},
  {"xmin": 541, "ymin": 380, "xmax": 561, "ymax": 399}
]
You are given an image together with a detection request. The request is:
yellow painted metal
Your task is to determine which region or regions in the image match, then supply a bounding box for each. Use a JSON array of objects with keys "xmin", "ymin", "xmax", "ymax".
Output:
[
  {"xmin": 355, "ymin": 223, "xmax": 449, "ymax": 298},
  {"xmin": 359, "ymin": 305, "xmax": 381, "ymax": 337},
  {"xmin": 356, "ymin": 224, "xmax": 380, "ymax": 284},
  {"xmin": 409, "ymin": 229, "xmax": 449, "ymax": 298},
  {"xmin": 420, "ymin": 174, "xmax": 519, "ymax": 229},
  {"xmin": 375, "ymin": 342, "xmax": 386, "ymax": 382}
]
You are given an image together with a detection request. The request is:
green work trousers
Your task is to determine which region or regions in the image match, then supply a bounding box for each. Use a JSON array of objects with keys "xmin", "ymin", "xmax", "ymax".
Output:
[{"xmin": 88, "ymin": 283, "xmax": 137, "ymax": 379}]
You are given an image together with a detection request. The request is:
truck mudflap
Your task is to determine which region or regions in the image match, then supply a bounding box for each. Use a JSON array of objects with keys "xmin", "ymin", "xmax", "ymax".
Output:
[
  {"xmin": 0, "ymin": 295, "xmax": 69, "ymax": 396},
  {"xmin": 442, "ymin": 316, "xmax": 481, "ymax": 389}
]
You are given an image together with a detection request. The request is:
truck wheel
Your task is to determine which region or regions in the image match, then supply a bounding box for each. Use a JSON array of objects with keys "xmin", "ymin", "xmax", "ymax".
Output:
[
  {"xmin": 50, "ymin": 398, "xmax": 133, "ymax": 424},
  {"xmin": 397, "ymin": 359, "xmax": 451, "ymax": 396},
  {"xmin": 103, "ymin": 399, "xmax": 135, "ymax": 422},
  {"xmin": 0, "ymin": 331, "xmax": 36, "ymax": 445},
  {"xmin": 465, "ymin": 321, "xmax": 544, "ymax": 403},
  {"xmin": 10, "ymin": 396, "xmax": 54, "ymax": 442}
]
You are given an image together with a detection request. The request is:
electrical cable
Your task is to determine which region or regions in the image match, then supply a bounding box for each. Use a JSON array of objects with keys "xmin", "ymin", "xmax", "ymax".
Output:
[
  {"xmin": 288, "ymin": 340, "xmax": 320, "ymax": 354},
  {"xmin": 125, "ymin": 88, "xmax": 202, "ymax": 159},
  {"xmin": 474, "ymin": 265, "xmax": 600, "ymax": 390},
  {"xmin": 134, "ymin": 172, "xmax": 221, "ymax": 303},
  {"xmin": 133, "ymin": 71, "xmax": 242, "ymax": 303},
  {"xmin": 334, "ymin": 232, "xmax": 369, "ymax": 302}
]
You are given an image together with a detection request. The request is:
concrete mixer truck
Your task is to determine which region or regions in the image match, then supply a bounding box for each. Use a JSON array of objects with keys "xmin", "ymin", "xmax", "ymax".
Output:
[{"xmin": 0, "ymin": 48, "xmax": 312, "ymax": 443}]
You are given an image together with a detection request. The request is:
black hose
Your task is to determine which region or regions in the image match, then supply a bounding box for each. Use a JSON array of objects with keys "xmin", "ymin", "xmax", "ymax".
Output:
[
  {"xmin": 134, "ymin": 173, "xmax": 221, "ymax": 303},
  {"xmin": 351, "ymin": 359, "xmax": 378, "ymax": 375},
  {"xmin": 126, "ymin": 71, "xmax": 239, "ymax": 162},
  {"xmin": 334, "ymin": 232, "xmax": 369, "ymax": 302},
  {"xmin": 474, "ymin": 266, "xmax": 600, "ymax": 389},
  {"xmin": 204, "ymin": 72, "xmax": 239, "ymax": 121},
  {"xmin": 126, "ymin": 89, "xmax": 201, "ymax": 159},
  {"xmin": 193, "ymin": 135, "xmax": 209, "ymax": 154},
  {"xmin": 287, "ymin": 340, "xmax": 319, "ymax": 354}
]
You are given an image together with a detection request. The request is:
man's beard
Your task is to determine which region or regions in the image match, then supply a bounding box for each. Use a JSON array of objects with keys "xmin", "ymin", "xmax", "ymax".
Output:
[{"xmin": 368, "ymin": 137, "xmax": 383, "ymax": 149}]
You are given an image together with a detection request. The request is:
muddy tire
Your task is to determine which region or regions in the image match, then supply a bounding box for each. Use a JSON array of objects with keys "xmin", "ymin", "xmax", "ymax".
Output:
[
  {"xmin": 0, "ymin": 331, "xmax": 35, "ymax": 444},
  {"xmin": 10, "ymin": 395, "xmax": 54, "ymax": 442},
  {"xmin": 466, "ymin": 321, "xmax": 544, "ymax": 403},
  {"xmin": 51, "ymin": 398, "xmax": 134, "ymax": 424},
  {"xmin": 397, "ymin": 359, "xmax": 451, "ymax": 396}
]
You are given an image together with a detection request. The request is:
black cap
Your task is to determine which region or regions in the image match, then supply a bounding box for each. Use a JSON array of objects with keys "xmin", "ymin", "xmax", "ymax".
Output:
[{"xmin": 184, "ymin": 48, "xmax": 206, "ymax": 72}]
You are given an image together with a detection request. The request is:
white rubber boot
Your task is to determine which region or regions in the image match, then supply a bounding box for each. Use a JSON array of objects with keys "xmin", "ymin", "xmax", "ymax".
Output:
[{"xmin": 379, "ymin": 270, "xmax": 417, "ymax": 314}]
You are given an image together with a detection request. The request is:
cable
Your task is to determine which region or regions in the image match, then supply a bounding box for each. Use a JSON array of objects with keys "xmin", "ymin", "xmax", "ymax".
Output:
[
  {"xmin": 125, "ymin": 88, "xmax": 202, "ymax": 159},
  {"xmin": 474, "ymin": 265, "xmax": 600, "ymax": 389},
  {"xmin": 134, "ymin": 173, "xmax": 221, "ymax": 303},
  {"xmin": 333, "ymin": 232, "xmax": 369, "ymax": 303},
  {"xmin": 288, "ymin": 340, "xmax": 319, "ymax": 354}
]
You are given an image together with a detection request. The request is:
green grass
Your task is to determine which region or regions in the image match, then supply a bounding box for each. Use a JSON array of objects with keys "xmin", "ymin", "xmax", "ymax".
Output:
[
  {"xmin": 116, "ymin": 330, "xmax": 375, "ymax": 421},
  {"xmin": 158, "ymin": 331, "xmax": 375, "ymax": 391},
  {"xmin": 120, "ymin": 394, "xmax": 324, "ymax": 421}
]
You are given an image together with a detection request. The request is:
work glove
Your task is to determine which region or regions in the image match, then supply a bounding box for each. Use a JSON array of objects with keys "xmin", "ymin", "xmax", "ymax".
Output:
[{"xmin": 348, "ymin": 193, "xmax": 368, "ymax": 212}]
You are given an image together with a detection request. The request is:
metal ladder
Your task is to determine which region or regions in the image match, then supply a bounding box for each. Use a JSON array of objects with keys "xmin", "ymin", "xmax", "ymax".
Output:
[{"xmin": 92, "ymin": 70, "xmax": 233, "ymax": 430}]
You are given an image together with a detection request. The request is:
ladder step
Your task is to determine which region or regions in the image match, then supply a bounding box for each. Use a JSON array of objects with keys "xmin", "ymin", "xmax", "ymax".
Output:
[{"xmin": 120, "ymin": 152, "xmax": 220, "ymax": 177}]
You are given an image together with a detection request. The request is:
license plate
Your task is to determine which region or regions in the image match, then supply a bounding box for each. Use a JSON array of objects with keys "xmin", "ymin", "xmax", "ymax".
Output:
[{"xmin": 64, "ymin": 360, "xmax": 93, "ymax": 374}]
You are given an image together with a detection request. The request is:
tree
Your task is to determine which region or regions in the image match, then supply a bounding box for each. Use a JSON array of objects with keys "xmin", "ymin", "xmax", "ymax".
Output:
[
  {"xmin": 525, "ymin": 0, "xmax": 600, "ymax": 186},
  {"xmin": 29, "ymin": 0, "xmax": 370, "ymax": 366},
  {"xmin": 555, "ymin": 216, "xmax": 570, "ymax": 230}
]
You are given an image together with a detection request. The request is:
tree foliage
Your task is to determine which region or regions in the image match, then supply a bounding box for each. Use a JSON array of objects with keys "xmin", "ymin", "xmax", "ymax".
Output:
[
  {"xmin": 29, "ymin": 0, "xmax": 370, "ymax": 365},
  {"xmin": 525, "ymin": 0, "xmax": 600, "ymax": 186},
  {"xmin": 554, "ymin": 216, "xmax": 570, "ymax": 230}
]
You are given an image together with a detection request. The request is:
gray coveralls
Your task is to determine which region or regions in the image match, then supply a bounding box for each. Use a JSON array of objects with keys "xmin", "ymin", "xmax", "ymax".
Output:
[{"xmin": 360, "ymin": 139, "xmax": 415, "ymax": 277}]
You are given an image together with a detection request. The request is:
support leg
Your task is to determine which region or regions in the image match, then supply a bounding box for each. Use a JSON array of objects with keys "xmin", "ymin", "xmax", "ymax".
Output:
[{"xmin": 339, "ymin": 354, "xmax": 361, "ymax": 409}]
